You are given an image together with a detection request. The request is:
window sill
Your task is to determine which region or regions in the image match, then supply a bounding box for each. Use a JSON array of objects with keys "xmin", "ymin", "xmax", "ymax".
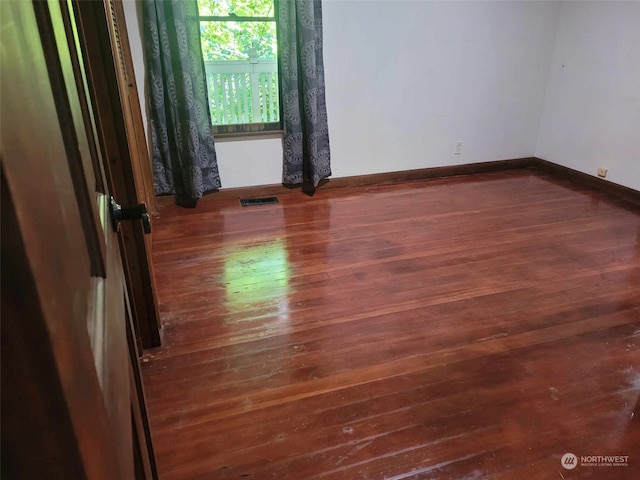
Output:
[{"xmin": 214, "ymin": 130, "xmax": 283, "ymax": 142}]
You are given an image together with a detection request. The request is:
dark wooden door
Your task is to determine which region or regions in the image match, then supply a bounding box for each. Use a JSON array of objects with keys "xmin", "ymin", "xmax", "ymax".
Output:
[
  {"xmin": 73, "ymin": 0, "xmax": 162, "ymax": 349},
  {"xmin": 1, "ymin": 1, "xmax": 156, "ymax": 478}
]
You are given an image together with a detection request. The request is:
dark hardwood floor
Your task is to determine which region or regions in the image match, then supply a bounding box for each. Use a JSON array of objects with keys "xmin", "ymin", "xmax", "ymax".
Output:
[{"xmin": 143, "ymin": 170, "xmax": 640, "ymax": 479}]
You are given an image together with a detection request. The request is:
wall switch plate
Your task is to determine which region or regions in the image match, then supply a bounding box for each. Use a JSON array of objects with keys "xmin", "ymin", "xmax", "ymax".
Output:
[
  {"xmin": 597, "ymin": 167, "xmax": 608, "ymax": 178},
  {"xmin": 454, "ymin": 141, "xmax": 463, "ymax": 155}
]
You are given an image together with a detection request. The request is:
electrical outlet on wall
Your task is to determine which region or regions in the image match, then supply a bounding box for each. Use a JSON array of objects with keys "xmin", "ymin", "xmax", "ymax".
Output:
[
  {"xmin": 454, "ymin": 141, "xmax": 463, "ymax": 155},
  {"xmin": 597, "ymin": 167, "xmax": 608, "ymax": 178}
]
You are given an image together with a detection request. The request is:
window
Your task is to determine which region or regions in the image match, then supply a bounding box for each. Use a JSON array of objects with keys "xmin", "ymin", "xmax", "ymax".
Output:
[{"xmin": 198, "ymin": 0, "xmax": 280, "ymax": 134}]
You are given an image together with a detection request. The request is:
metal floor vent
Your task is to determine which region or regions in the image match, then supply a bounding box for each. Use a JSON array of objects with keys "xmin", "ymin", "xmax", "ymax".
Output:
[{"xmin": 240, "ymin": 197, "xmax": 279, "ymax": 207}]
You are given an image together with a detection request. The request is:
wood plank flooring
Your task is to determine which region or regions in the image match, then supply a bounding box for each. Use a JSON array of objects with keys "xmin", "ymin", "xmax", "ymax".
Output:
[{"xmin": 143, "ymin": 170, "xmax": 640, "ymax": 479}]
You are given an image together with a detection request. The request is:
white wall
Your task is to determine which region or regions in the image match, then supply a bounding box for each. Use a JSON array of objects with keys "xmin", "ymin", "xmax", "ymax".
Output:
[
  {"xmin": 215, "ymin": 137, "xmax": 284, "ymax": 187},
  {"xmin": 324, "ymin": 0, "xmax": 559, "ymax": 178},
  {"xmin": 535, "ymin": 1, "xmax": 640, "ymax": 191},
  {"xmin": 122, "ymin": 0, "xmax": 149, "ymax": 137}
]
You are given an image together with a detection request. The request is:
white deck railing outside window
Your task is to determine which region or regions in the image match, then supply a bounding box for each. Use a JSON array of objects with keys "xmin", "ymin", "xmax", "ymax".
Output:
[{"xmin": 204, "ymin": 59, "xmax": 279, "ymax": 125}]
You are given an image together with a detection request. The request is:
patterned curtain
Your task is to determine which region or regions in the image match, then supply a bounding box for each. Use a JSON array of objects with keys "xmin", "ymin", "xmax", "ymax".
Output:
[
  {"xmin": 278, "ymin": 0, "xmax": 331, "ymax": 193},
  {"xmin": 142, "ymin": 0, "xmax": 221, "ymax": 207}
]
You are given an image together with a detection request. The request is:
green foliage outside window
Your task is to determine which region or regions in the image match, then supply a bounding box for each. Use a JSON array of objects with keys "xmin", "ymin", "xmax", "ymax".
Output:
[{"xmin": 198, "ymin": 0, "xmax": 277, "ymax": 61}]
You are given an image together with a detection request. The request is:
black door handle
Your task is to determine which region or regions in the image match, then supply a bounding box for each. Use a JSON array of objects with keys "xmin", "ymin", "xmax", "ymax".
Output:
[{"xmin": 109, "ymin": 197, "xmax": 151, "ymax": 234}]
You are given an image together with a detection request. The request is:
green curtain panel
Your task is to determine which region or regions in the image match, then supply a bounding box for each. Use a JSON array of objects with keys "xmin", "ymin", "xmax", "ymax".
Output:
[
  {"xmin": 143, "ymin": 0, "xmax": 221, "ymax": 206},
  {"xmin": 278, "ymin": 0, "xmax": 331, "ymax": 192}
]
